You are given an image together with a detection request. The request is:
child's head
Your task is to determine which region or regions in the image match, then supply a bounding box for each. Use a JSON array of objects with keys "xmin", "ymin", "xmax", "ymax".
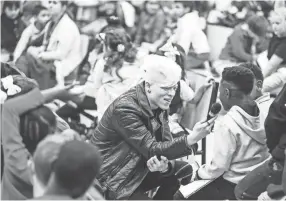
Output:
[
  {"xmin": 31, "ymin": 135, "xmax": 66, "ymax": 197},
  {"xmin": 270, "ymin": 8, "xmax": 286, "ymax": 38},
  {"xmin": 32, "ymin": 5, "xmax": 50, "ymax": 26},
  {"xmin": 172, "ymin": 1, "xmax": 194, "ymax": 19},
  {"xmin": 239, "ymin": 62, "xmax": 264, "ymax": 99},
  {"xmin": 47, "ymin": 140, "xmax": 102, "ymax": 199},
  {"xmin": 101, "ymin": 29, "xmax": 137, "ymax": 79},
  {"xmin": 144, "ymin": 0, "xmax": 161, "ymax": 15},
  {"xmin": 22, "ymin": 1, "xmax": 42, "ymax": 25},
  {"xmin": 3, "ymin": 1, "xmax": 21, "ymax": 20},
  {"xmin": 246, "ymin": 15, "xmax": 269, "ymax": 39}
]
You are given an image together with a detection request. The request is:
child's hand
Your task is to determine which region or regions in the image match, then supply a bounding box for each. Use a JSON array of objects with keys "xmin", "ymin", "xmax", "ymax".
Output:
[{"xmin": 191, "ymin": 81, "xmax": 212, "ymax": 104}]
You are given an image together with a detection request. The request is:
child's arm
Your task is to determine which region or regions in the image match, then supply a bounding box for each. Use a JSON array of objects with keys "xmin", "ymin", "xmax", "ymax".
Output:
[
  {"xmin": 13, "ymin": 26, "xmax": 33, "ymax": 63},
  {"xmin": 190, "ymin": 83, "xmax": 211, "ymax": 104}
]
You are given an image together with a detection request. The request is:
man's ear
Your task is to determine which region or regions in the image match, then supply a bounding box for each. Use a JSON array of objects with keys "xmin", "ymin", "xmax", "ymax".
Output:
[
  {"xmin": 146, "ymin": 82, "xmax": 151, "ymax": 90},
  {"xmin": 256, "ymin": 80, "xmax": 263, "ymax": 90},
  {"xmin": 225, "ymin": 88, "xmax": 230, "ymax": 99}
]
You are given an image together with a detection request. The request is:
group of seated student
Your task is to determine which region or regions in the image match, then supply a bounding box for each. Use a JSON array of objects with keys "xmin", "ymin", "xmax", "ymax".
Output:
[
  {"xmin": 213, "ymin": 6, "xmax": 286, "ymax": 95},
  {"xmin": 13, "ymin": 0, "xmax": 81, "ymax": 90},
  {"xmin": 212, "ymin": 14, "xmax": 270, "ymax": 76},
  {"xmin": 1, "ymin": 63, "xmax": 103, "ymax": 200}
]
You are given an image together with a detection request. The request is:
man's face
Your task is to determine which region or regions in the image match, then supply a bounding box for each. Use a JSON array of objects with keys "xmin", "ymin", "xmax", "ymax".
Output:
[
  {"xmin": 147, "ymin": 83, "xmax": 177, "ymax": 110},
  {"xmin": 36, "ymin": 10, "xmax": 50, "ymax": 25}
]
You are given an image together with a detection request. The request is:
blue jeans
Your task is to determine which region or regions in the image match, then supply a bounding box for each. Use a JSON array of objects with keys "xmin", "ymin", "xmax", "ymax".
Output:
[{"xmin": 234, "ymin": 158, "xmax": 284, "ymax": 200}]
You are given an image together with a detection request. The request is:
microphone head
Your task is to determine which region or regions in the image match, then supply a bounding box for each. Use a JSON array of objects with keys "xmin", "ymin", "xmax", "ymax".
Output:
[{"xmin": 210, "ymin": 102, "xmax": 222, "ymax": 115}]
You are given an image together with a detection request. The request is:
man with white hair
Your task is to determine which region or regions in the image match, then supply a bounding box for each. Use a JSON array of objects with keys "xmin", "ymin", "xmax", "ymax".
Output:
[{"xmin": 90, "ymin": 55, "xmax": 216, "ymax": 200}]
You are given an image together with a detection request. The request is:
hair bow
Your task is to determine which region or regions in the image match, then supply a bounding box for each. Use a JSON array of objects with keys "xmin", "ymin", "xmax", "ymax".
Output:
[
  {"xmin": 96, "ymin": 33, "xmax": 106, "ymax": 43},
  {"xmin": 1, "ymin": 75, "xmax": 22, "ymax": 96},
  {"xmin": 0, "ymin": 90, "xmax": 7, "ymax": 104},
  {"xmin": 159, "ymin": 42, "xmax": 180, "ymax": 61},
  {"xmin": 117, "ymin": 44, "xmax": 125, "ymax": 52}
]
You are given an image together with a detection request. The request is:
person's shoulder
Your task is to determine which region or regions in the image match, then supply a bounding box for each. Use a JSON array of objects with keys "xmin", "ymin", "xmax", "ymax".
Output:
[
  {"xmin": 180, "ymin": 12, "xmax": 199, "ymax": 22},
  {"xmin": 112, "ymin": 87, "xmax": 141, "ymax": 113},
  {"xmin": 60, "ymin": 14, "xmax": 79, "ymax": 30}
]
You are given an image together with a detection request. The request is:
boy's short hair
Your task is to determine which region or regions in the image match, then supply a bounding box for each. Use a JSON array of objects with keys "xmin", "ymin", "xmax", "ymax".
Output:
[
  {"xmin": 239, "ymin": 62, "xmax": 264, "ymax": 82},
  {"xmin": 247, "ymin": 15, "xmax": 269, "ymax": 37},
  {"xmin": 222, "ymin": 66, "xmax": 255, "ymax": 95},
  {"xmin": 53, "ymin": 141, "xmax": 102, "ymax": 198},
  {"xmin": 32, "ymin": 5, "xmax": 48, "ymax": 16},
  {"xmin": 33, "ymin": 135, "xmax": 66, "ymax": 186}
]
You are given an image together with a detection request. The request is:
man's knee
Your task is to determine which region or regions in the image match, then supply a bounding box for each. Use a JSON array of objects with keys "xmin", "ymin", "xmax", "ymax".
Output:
[{"xmin": 173, "ymin": 160, "xmax": 194, "ymax": 185}]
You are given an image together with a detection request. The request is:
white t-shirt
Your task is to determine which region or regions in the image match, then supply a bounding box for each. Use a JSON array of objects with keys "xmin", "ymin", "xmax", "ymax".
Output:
[{"xmin": 171, "ymin": 12, "xmax": 210, "ymax": 55}]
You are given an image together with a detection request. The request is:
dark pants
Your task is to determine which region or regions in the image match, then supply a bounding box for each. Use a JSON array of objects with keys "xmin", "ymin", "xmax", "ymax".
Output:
[
  {"xmin": 180, "ymin": 176, "xmax": 236, "ymax": 200},
  {"xmin": 129, "ymin": 160, "xmax": 192, "ymax": 200},
  {"xmin": 16, "ymin": 53, "xmax": 77, "ymax": 90},
  {"xmin": 235, "ymin": 158, "xmax": 284, "ymax": 200}
]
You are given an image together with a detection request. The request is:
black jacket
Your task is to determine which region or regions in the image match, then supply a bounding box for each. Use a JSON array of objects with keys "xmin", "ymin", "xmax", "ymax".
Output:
[
  {"xmin": 265, "ymin": 84, "xmax": 286, "ymax": 162},
  {"xmin": 1, "ymin": 14, "xmax": 26, "ymax": 53},
  {"xmin": 90, "ymin": 82, "xmax": 193, "ymax": 200}
]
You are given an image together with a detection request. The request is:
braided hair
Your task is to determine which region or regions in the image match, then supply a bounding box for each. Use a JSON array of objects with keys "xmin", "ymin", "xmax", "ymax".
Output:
[{"xmin": 20, "ymin": 105, "xmax": 56, "ymax": 154}]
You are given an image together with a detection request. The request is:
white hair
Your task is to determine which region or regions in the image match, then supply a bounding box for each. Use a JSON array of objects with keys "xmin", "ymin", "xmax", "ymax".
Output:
[{"xmin": 141, "ymin": 54, "xmax": 182, "ymax": 87}]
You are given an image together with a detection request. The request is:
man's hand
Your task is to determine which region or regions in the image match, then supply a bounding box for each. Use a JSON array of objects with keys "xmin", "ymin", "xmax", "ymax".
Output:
[
  {"xmin": 187, "ymin": 117, "xmax": 216, "ymax": 146},
  {"xmin": 147, "ymin": 156, "xmax": 169, "ymax": 173},
  {"xmin": 60, "ymin": 129, "xmax": 82, "ymax": 141}
]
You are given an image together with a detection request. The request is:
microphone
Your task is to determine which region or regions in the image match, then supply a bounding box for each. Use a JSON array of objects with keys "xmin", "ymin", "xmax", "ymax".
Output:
[{"xmin": 207, "ymin": 102, "xmax": 222, "ymax": 121}]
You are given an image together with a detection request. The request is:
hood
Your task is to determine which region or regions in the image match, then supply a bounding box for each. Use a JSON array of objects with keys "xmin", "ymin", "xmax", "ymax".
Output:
[
  {"xmin": 226, "ymin": 105, "xmax": 266, "ymax": 145},
  {"xmin": 255, "ymin": 93, "xmax": 271, "ymax": 105}
]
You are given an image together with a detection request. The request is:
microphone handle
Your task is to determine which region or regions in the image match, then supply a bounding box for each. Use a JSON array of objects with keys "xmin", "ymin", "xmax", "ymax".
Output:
[{"xmin": 207, "ymin": 112, "xmax": 215, "ymax": 121}]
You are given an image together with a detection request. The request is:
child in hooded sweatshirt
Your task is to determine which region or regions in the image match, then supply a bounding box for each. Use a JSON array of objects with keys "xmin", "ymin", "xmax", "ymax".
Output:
[
  {"xmin": 235, "ymin": 83, "xmax": 286, "ymax": 200},
  {"xmin": 189, "ymin": 66, "xmax": 270, "ymax": 200}
]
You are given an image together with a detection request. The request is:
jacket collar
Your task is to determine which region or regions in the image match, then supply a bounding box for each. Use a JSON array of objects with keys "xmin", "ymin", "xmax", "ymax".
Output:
[{"xmin": 136, "ymin": 82, "xmax": 154, "ymax": 118}]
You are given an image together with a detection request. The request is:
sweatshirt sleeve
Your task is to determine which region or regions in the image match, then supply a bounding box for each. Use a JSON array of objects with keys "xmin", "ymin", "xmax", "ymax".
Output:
[
  {"xmin": 198, "ymin": 122, "xmax": 236, "ymax": 179},
  {"xmin": 4, "ymin": 88, "xmax": 44, "ymax": 115},
  {"xmin": 2, "ymin": 88, "xmax": 44, "ymax": 185}
]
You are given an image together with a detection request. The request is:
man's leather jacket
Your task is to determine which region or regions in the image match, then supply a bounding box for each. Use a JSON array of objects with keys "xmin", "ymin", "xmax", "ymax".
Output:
[{"xmin": 90, "ymin": 82, "xmax": 193, "ymax": 200}]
